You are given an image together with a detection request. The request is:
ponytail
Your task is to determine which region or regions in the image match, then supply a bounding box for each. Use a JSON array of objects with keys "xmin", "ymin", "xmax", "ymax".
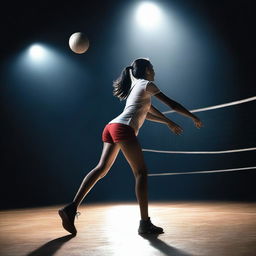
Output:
[
  {"xmin": 112, "ymin": 66, "xmax": 133, "ymax": 101},
  {"xmin": 112, "ymin": 58, "xmax": 151, "ymax": 101}
]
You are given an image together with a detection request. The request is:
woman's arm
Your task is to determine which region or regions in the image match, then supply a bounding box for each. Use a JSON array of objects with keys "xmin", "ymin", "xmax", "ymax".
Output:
[
  {"xmin": 147, "ymin": 105, "xmax": 171, "ymax": 124},
  {"xmin": 146, "ymin": 106, "xmax": 183, "ymax": 135},
  {"xmin": 154, "ymin": 91, "xmax": 203, "ymax": 128},
  {"xmin": 146, "ymin": 112, "xmax": 169, "ymax": 124}
]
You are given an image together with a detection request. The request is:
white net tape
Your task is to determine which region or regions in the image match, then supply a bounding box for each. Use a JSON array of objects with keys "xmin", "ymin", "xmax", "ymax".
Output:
[
  {"xmin": 148, "ymin": 166, "xmax": 256, "ymax": 176},
  {"xmin": 163, "ymin": 96, "xmax": 256, "ymax": 114},
  {"xmin": 142, "ymin": 147, "xmax": 256, "ymax": 154}
]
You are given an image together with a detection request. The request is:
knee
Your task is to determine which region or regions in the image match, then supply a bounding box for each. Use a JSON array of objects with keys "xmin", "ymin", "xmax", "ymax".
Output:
[
  {"xmin": 94, "ymin": 163, "xmax": 110, "ymax": 179},
  {"xmin": 99, "ymin": 171, "xmax": 108, "ymax": 179},
  {"xmin": 134, "ymin": 169, "xmax": 148, "ymax": 179}
]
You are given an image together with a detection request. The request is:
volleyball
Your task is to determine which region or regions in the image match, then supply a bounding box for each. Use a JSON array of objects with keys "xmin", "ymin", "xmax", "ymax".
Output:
[{"xmin": 69, "ymin": 32, "xmax": 89, "ymax": 54}]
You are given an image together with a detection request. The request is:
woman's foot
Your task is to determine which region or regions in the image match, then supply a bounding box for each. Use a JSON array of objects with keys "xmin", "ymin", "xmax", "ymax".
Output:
[
  {"xmin": 138, "ymin": 217, "xmax": 164, "ymax": 234},
  {"xmin": 58, "ymin": 202, "xmax": 79, "ymax": 235}
]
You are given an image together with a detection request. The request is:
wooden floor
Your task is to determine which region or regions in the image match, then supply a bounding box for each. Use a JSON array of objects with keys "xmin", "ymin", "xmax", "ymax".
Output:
[{"xmin": 0, "ymin": 202, "xmax": 256, "ymax": 256}]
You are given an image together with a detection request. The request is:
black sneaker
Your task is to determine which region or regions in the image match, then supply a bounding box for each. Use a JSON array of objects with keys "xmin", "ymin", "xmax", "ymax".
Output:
[
  {"xmin": 138, "ymin": 217, "xmax": 164, "ymax": 234},
  {"xmin": 58, "ymin": 202, "xmax": 80, "ymax": 235}
]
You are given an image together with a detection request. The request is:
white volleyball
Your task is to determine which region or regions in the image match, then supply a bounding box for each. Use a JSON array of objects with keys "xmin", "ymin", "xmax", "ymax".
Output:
[{"xmin": 69, "ymin": 32, "xmax": 89, "ymax": 54}]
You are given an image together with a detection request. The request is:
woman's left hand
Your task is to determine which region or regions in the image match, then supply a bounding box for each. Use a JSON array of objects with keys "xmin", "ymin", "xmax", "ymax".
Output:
[{"xmin": 167, "ymin": 122, "xmax": 183, "ymax": 135}]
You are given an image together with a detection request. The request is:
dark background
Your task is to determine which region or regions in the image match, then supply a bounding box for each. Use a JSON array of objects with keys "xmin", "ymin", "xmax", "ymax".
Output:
[{"xmin": 1, "ymin": 0, "xmax": 255, "ymax": 210}]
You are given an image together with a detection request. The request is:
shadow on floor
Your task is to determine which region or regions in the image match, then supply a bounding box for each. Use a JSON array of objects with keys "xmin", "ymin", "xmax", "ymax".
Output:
[
  {"xmin": 140, "ymin": 234, "xmax": 193, "ymax": 256},
  {"xmin": 26, "ymin": 234, "xmax": 75, "ymax": 256}
]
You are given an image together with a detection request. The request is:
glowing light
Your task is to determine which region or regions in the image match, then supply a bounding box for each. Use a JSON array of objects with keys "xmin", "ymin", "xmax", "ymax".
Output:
[
  {"xmin": 29, "ymin": 44, "xmax": 45, "ymax": 60},
  {"xmin": 136, "ymin": 2, "xmax": 162, "ymax": 29},
  {"xmin": 105, "ymin": 205, "xmax": 149, "ymax": 255}
]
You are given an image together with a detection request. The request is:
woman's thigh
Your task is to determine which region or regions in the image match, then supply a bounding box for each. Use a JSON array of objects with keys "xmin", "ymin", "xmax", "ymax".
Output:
[{"xmin": 96, "ymin": 142, "xmax": 120, "ymax": 171}]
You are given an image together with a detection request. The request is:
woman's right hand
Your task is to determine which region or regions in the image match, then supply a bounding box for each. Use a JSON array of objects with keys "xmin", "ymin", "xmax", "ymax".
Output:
[
  {"xmin": 167, "ymin": 121, "xmax": 183, "ymax": 135},
  {"xmin": 193, "ymin": 117, "xmax": 203, "ymax": 128}
]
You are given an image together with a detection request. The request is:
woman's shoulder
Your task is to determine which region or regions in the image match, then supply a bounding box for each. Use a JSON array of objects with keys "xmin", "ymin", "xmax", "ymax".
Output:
[{"xmin": 138, "ymin": 79, "xmax": 156, "ymax": 89}]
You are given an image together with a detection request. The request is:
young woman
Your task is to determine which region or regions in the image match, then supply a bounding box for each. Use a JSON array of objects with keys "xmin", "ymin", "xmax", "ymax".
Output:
[{"xmin": 59, "ymin": 58, "xmax": 203, "ymax": 235}]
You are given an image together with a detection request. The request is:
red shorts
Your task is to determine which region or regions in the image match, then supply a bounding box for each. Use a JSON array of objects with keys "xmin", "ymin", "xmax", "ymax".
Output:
[{"xmin": 102, "ymin": 123, "xmax": 136, "ymax": 144}]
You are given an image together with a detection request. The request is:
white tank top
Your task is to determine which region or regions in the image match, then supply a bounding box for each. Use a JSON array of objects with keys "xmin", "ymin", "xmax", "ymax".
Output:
[{"xmin": 109, "ymin": 78, "xmax": 161, "ymax": 135}]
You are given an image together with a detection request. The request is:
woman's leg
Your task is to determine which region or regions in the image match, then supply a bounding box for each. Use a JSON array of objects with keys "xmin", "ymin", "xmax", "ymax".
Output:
[
  {"xmin": 117, "ymin": 138, "xmax": 149, "ymax": 221},
  {"xmin": 117, "ymin": 138, "xmax": 164, "ymax": 234},
  {"xmin": 59, "ymin": 142, "xmax": 120, "ymax": 234},
  {"xmin": 73, "ymin": 142, "xmax": 120, "ymax": 207}
]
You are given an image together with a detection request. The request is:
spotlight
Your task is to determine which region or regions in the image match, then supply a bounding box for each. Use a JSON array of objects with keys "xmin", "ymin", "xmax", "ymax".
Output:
[
  {"xmin": 29, "ymin": 44, "xmax": 45, "ymax": 60},
  {"xmin": 136, "ymin": 2, "xmax": 162, "ymax": 29}
]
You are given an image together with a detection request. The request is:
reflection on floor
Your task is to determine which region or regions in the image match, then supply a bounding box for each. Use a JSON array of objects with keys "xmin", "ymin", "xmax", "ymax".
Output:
[{"xmin": 0, "ymin": 202, "xmax": 256, "ymax": 256}]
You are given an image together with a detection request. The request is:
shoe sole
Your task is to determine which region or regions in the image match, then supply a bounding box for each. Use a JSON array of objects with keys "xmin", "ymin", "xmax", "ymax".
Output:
[
  {"xmin": 138, "ymin": 230, "xmax": 164, "ymax": 235},
  {"xmin": 138, "ymin": 228, "xmax": 164, "ymax": 235},
  {"xmin": 58, "ymin": 209, "xmax": 77, "ymax": 235}
]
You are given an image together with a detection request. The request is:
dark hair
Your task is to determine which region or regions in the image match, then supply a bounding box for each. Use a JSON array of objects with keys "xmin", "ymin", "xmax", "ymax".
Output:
[{"xmin": 112, "ymin": 58, "xmax": 152, "ymax": 100}]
